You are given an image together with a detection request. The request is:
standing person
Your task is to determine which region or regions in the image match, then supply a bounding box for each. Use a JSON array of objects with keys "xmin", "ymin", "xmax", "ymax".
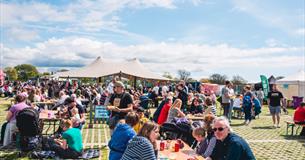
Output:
[
  {"xmin": 121, "ymin": 122, "xmax": 159, "ymax": 160},
  {"xmin": 3, "ymin": 93, "xmax": 30, "ymax": 146},
  {"xmin": 221, "ymin": 81, "xmax": 231, "ymax": 118},
  {"xmin": 206, "ymin": 117, "xmax": 255, "ymax": 160},
  {"xmin": 108, "ymin": 112, "xmax": 139, "ymax": 160},
  {"xmin": 107, "ymin": 81, "xmax": 133, "ymax": 134},
  {"xmin": 243, "ymin": 85, "xmax": 254, "ymax": 125},
  {"xmin": 228, "ymin": 82, "xmax": 235, "ymax": 122},
  {"xmin": 177, "ymin": 84, "xmax": 188, "ymax": 112},
  {"xmin": 267, "ymin": 84, "xmax": 284, "ymax": 128},
  {"xmin": 152, "ymin": 83, "xmax": 160, "ymax": 108},
  {"xmin": 256, "ymin": 88, "xmax": 264, "ymax": 106}
]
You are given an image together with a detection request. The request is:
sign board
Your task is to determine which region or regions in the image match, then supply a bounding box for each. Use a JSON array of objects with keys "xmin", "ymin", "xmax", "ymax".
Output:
[{"xmin": 94, "ymin": 105, "xmax": 109, "ymax": 119}]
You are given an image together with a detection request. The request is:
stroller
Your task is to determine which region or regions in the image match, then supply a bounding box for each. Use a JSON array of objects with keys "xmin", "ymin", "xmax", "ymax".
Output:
[{"xmin": 16, "ymin": 107, "xmax": 41, "ymax": 152}]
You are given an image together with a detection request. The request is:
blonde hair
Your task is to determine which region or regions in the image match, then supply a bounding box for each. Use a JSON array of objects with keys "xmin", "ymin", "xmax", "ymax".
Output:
[
  {"xmin": 171, "ymin": 99, "xmax": 182, "ymax": 109},
  {"xmin": 192, "ymin": 127, "xmax": 206, "ymax": 137}
]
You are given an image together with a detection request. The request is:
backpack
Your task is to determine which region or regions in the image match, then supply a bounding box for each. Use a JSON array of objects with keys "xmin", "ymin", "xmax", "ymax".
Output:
[
  {"xmin": 243, "ymin": 95, "xmax": 252, "ymax": 107},
  {"xmin": 16, "ymin": 107, "xmax": 40, "ymax": 136}
]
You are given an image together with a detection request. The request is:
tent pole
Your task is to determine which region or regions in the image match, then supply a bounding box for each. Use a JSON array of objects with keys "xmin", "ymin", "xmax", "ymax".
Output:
[{"xmin": 134, "ymin": 77, "xmax": 137, "ymax": 90}]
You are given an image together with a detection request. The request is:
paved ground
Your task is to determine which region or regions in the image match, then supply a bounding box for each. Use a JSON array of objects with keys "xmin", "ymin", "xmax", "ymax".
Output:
[{"xmin": 0, "ymin": 98, "xmax": 304, "ymax": 159}]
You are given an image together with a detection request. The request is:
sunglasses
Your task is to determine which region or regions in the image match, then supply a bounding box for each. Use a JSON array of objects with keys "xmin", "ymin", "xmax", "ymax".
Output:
[{"xmin": 213, "ymin": 127, "xmax": 227, "ymax": 132}]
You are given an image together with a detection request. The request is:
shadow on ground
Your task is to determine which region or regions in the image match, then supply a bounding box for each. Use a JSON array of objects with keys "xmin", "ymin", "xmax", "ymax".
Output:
[{"xmin": 251, "ymin": 126, "xmax": 276, "ymax": 130}]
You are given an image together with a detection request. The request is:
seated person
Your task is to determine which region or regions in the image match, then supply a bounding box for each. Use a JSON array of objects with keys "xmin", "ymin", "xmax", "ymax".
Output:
[
  {"xmin": 293, "ymin": 102, "xmax": 305, "ymax": 136},
  {"xmin": 192, "ymin": 127, "xmax": 216, "ymax": 158},
  {"xmin": 157, "ymin": 97, "xmax": 172, "ymax": 125},
  {"xmin": 71, "ymin": 107, "xmax": 81, "ymax": 128},
  {"xmin": 134, "ymin": 107, "xmax": 149, "ymax": 133},
  {"xmin": 189, "ymin": 99, "xmax": 204, "ymax": 115},
  {"xmin": 204, "ymin": 97, "xmax": 216, "ymax": 116},
  {"xmin": 109, "ymin": 112, "xmax": 139, "ymax": 160},
  {"xmin": 166, "ymin": 99, "xmax": 185, "ymax": 123},
  {"xmin": 51, "ymin": 119, "xmax": 83, "ymax": 159},
  {"xmin": 121, "ymin": 122, "xmax": 159, "ymax": 160}
]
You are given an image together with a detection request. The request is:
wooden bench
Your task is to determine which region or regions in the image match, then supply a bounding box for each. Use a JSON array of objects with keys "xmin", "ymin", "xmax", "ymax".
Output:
[{"xmin": 285, "ymin": 121, "xmax": 305, "ymax": 136}]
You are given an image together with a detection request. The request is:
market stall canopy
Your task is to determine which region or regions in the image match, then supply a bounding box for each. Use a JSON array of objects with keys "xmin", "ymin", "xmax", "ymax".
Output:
[
  {"xmin": 53, "ymin": 57, "xmax": 168, "ymax": 80},
  {"xmin": 276, "ymin": 70, "xmax": 305, "ymax": 85}
]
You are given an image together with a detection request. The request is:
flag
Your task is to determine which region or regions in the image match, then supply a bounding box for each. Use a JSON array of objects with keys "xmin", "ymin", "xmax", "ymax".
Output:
[{"xmin": 260, "ymin": 75, "xmax": 269, "ymax": 99}]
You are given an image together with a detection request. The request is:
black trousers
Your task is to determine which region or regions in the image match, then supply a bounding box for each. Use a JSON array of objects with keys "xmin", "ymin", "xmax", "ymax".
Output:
[{"xmin": 49, "ymin": 138, "xmax": 82, "ymax": 159}]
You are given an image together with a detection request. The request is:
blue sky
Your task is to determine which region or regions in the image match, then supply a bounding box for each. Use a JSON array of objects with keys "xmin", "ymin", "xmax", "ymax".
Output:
[{"xmin": 0, "ymin": 0, "xmax": 304, "ymax": 82}]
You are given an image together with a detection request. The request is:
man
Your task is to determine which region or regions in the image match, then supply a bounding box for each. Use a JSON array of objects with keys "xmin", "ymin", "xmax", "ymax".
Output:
[
  {"xmin": 207, "ymin": 117, "xmax": 255, "ymax": 160},
  {"xmin": 107, "ymin": 81, "xmax": 133, "ymax": 134},
  {"xmin": 267, "ymin": 84, "xmax": 284, "ymax": 128},
  {"xmin": 221, "ymin": 81, "xmax": 231, "ymax": 118}
]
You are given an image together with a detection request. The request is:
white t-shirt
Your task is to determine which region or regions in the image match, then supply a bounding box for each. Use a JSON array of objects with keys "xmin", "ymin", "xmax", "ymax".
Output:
[
  {"xmin": 107, "ymin": 82, "xmax": 114, "ymax": 94},
  {"xmin": 233, "ymin": 98, "xmax": 241, "ymax": 108}
]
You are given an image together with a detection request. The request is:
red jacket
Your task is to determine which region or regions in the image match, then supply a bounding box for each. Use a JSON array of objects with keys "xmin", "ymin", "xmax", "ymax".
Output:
[
  {"xmin": 157, "ymin": 103, "xmax": 171, "ymax": 125},
  {"xmin": 293, "ymin": 107, "xmax": 305, "ymax": 122}
]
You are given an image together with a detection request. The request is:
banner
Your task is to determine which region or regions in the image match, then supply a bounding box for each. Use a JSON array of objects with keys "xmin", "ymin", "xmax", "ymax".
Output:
[
  {"xmin": 94, "ymin": 105, "xmax": 109, "ymax": 119},
  {"xmin": 260, "ymin": 75, "xmax": 269, "ymax": 99}
]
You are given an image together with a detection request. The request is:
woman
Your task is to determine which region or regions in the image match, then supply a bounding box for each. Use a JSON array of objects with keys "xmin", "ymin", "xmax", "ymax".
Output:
[
  {"xmin": 121, "ymin": 122, "xmax": 159, "ymax": 160},
  {"xmin": 166, "ymin": 99, "xmax": 185, "ymax": 123},
  {"xmin": 3, "ymin": 93, "xmax": 30, "ymax": 146},
  {"xmin": 157, "ymin": 97, "xmax": 172, "ymax": 125}
]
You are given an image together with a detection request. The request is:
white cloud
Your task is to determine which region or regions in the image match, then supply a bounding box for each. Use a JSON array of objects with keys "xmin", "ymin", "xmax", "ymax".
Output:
[
  {"xmin": 6, "ymin": 27, "xmax": 40, "ymax": 41},
  {"xmin": 295, "ymin": 28, "xmax": 305, "ymax": 36},
  {"xmin": 1, "ymin": 37, "xmax": 304, "ymax": 81},
  {"xmin": 0, "ymin": 0, "xmax": 177, "ymax": 43},
  {"xmin": 231, "ymin": 0, "xmax": 304, "ymax": 36}
]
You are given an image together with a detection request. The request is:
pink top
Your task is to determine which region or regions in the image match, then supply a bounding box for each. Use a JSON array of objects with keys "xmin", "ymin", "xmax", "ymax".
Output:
[{"xmin": 9, "ymin": 102, "xmax": 30, "ymax": 122}]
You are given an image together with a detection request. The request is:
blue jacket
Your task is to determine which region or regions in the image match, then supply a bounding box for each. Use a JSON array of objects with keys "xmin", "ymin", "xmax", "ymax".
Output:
[
  {"xmin": 108, "ymin": 123, "xmax": 136, "ymax": 160},
  {"xmin": 210, "ymin": 133, "xmax": 255, "ymax": 160}
]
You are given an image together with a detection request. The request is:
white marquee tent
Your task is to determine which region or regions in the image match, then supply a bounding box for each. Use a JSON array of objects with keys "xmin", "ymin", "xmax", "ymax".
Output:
[
  {"xmin": 53, "ymin": 57, "xmax": 168, "ymax": 81},
  {"xmin": 276, "ymin": 70, "xmax": 305, "ymax": 99}
]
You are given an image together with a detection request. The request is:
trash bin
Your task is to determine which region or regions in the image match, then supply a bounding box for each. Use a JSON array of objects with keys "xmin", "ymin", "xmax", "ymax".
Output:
[{"xmin": 292, "ymin": 96, "xmax": 303, "ymax": 109}]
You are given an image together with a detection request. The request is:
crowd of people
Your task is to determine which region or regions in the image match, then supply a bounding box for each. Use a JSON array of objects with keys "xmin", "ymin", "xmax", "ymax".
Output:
[{"xmin": 0, "ymin": 76, "xmax": 304, "ymax": 159}]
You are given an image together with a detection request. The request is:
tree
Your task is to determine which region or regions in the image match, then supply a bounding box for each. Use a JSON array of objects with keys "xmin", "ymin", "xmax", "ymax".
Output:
[
  {"xmin": 57, "ymin": 69, "xmax": 69, "ymax": 72},
  {"xmin": 231, "ymin": 75, "xmax": 247, "ymax": 85},
  {"xmin": 4, "ymin": 67, "xmax": 18, "ymax": 80},
  {"xmin": 14, "ymin": 64, "xmax": 39, "ymax": 81},
  {"xmin": 177, "ymin": 69, "xmax": 191, "ymax": 81},
  {"xmin": 163, "ymin": 72, "xmax": 174, "ymax": 80},
  {"xmin": 209, "ymin": 73, "xmax": 228, "ymax": 84},
  {"xmin": 200, "ymin": 78, "xmax": 210, "ymax": 83}
]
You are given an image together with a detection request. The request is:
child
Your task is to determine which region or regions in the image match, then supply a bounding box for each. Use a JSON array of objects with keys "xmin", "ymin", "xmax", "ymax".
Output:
[
  {"xmin": 192, "ymin": 127, "xmax": 216, "ymax": 158},
  {"xmin": 109, "ymin": 112, "xmax": 139, "ymax": 160},
  {"xmin": 71, "ymin": 107, "xmax": 81, "ymax": 128},
  {"xmin": 204, "ymin": 97, "xmax": 216, "ymax": 116},
  {"xmin": 134, "ymin": 107, "xmax": 149, "ymax": 133},
  {"xmin": 232, "ymin": 94, "xmax": 243, "ymax": 118}
]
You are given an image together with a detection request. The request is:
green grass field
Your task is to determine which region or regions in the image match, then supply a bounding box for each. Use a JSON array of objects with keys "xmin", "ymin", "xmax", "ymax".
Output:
[{"xmin": 0, "ymin": 98, "xmax": 304, "ymax": 160}]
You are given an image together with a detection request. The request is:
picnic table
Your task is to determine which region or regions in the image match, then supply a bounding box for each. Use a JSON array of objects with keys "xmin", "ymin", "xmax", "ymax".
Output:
[
  {"xmin": 33, "ymin": 100, "xmax": 55, "ymax": 110},
  {"xmin": 39, "ymin": 110, "xmax": 60, "ymax": 135},
  {"xmin": 157, "ymin": 140, "xmax": 204, "ymax": 160},
  {"xmin": 186, "ymin": 114, "xmax": 205, "ymax": 121}
]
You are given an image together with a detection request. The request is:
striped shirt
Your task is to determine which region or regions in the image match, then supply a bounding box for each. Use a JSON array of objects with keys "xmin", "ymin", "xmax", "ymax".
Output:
[{"xmin": 121, "ymin": 136, "xmax": 156, "ymax": 160}]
